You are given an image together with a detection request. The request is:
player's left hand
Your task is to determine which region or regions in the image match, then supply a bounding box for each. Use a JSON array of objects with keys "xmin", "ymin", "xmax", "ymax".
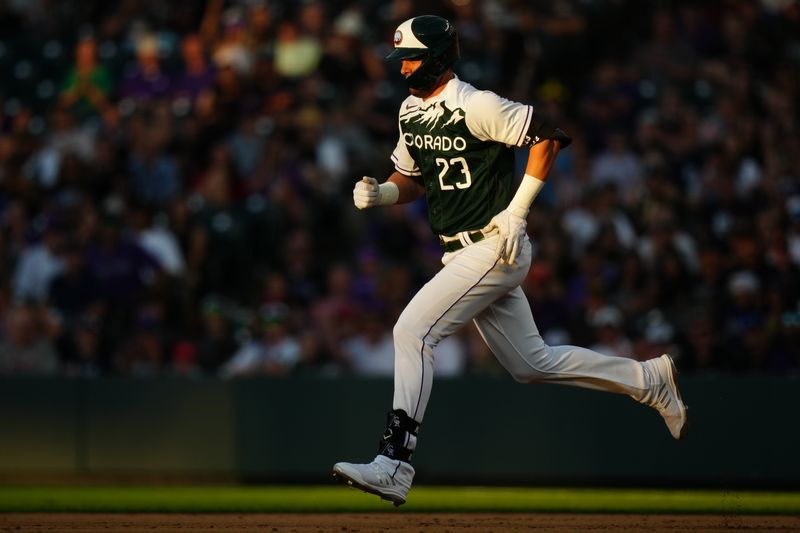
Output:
[{"xmin": 483, "ymin": 209, "xmax": 527, "ymax": 265}]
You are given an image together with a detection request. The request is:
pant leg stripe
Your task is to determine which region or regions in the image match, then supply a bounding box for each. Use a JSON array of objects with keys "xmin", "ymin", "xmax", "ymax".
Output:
[{"xmin": 412, "ymin": 257, "xmax": 500, "ymax": 421}]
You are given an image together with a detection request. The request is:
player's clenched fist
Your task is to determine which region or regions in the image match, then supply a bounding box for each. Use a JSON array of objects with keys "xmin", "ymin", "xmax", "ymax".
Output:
[
  {"xmin": 353, "ymin": 176, "xmax": 400, "ymax": 209},
  {"xmin": 484, "ymin": 209, "xmax": 527, "ymax": 265},
  {"xmin": 353, "ymin": 177, "xmax": 380, "ymax": 209}
]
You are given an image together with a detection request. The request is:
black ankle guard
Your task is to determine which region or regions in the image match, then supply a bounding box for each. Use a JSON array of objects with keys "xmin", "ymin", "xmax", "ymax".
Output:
[{"xmin": 377, "ymin": 409, "xmax": 419, "ymax": 462}]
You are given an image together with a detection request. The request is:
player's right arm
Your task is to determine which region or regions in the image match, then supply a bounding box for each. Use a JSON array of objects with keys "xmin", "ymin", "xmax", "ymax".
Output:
[
  {"xmin": 353, "ymin": 172, "xmax": 424, "ymax": 209},
  {"xmin": 387, "ymin": 172, "xmax": 425, "ymax": 203},
  {"xmin": 355, "ymin": 111, "xmax": 425, "ymax": 209}
]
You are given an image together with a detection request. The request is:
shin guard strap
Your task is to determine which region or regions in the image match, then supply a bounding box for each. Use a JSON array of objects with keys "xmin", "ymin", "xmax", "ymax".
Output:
[
  {"xmin": 377, "ymin": 409, "xmax": 420, "ymax": 462},
  {"xmin": 386, "ymin": 409, "xmax": 420, "ymax": 436},
  {"xmin": 377, "ymin": 440, "xmax": 413, "ymax": 462}
]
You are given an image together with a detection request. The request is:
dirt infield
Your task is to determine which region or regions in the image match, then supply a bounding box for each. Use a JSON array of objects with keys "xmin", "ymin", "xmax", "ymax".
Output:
[{"xmin": 1, "ymin": 513, "xmax": 798, "ymax": 532}]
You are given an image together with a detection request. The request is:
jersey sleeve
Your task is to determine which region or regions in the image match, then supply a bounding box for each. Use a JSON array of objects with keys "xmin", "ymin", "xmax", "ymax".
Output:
[
  {"xmin": 464, "ymin": 90, "xmax": 533, "ymax": 147},
  {"xmin": 390, "ymin": 125, "xmax": 422, "ymax": 178}
]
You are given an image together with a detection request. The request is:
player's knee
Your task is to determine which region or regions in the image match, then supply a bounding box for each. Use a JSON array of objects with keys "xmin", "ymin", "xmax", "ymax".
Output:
[
  {"xmin": 506, "ymin": 344, "xmax": 553, "ymax": 383},
  {"xmin": 393, "ymin": 317, "xmax": 436, "ymax": 354},
  {"xmin": 393, "ymin": 319, "xmax": 421, "ymax": 345}
]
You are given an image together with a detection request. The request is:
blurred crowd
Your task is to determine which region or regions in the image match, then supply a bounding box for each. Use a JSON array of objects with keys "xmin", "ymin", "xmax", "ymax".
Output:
[{"xmin": 1, "ymin": 0, "xmax": 799, "ymax": 378}]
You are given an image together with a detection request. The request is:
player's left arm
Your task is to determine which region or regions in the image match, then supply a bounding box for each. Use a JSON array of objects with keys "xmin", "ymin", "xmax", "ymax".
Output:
[
  {"xmin": 512, "ymin": 138, "xmax": 563, "ymax": 218},
  {"xmin": 468, "ymin": 89, "xmax": 573, "ymax": 264},
  {"xmin": 477, "ymin": 104, "xmax": 571, "ymax": 264}
]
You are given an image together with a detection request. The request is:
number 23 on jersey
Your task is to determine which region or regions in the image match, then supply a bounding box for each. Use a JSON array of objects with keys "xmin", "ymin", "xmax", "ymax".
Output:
[{"xmin": 436, "ymin": 156, "xmax": 472, "ymax": 190}]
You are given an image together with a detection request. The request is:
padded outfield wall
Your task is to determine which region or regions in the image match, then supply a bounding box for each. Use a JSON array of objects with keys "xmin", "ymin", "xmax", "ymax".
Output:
[{"xmin": 1, "ymin": 376, "xmax": 798, "ymax": 486}]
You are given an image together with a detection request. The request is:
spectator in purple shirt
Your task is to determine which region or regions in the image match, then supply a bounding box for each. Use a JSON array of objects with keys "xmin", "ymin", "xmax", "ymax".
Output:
[
  {"xmin": 119, "ymin": 34, "xmax": 171, "ymax": 103},
  {"xmin": 172, "ymin": 33, "xmax": 216, "ymax": 107},
  {"xmin": 84, "ymin": 206, "xmax": 161, "ymax": 307}
]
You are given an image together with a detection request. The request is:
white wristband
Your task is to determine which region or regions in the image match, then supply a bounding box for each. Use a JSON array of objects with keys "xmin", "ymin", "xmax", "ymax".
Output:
[
  {"xmin": 508, "ymin": 174, "xmax": 546, "ymax": 218},
  {"xmin": 378, "ymin": 182, "xmax": 400, "ymax": 205}
]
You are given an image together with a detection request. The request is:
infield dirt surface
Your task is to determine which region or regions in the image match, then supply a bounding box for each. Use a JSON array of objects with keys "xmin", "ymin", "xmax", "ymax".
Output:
[{"xmin": 2, "ymin": 513, "xmax": 799, "ymax": 532}]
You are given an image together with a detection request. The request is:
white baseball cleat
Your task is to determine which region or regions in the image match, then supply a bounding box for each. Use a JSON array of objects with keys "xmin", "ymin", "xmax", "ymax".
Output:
[
  {"xmin": 642, "ymin": 354, "xmax": 688, "ymax": 439},
  {"xmin": 332, "ymin": 455, "xmax": 415, "ymax": 506}
]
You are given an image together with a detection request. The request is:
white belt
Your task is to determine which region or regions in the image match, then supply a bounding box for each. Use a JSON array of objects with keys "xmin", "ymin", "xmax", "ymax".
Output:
[{"xmin": 439, "ymin": 228, "xmax": 498, "ymax": 252}]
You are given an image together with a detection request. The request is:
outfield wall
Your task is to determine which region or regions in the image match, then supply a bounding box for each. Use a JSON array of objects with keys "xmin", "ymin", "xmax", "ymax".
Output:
[{"xmin": 1, "ymin": 375, "xmax": 799, "ymax": 487}]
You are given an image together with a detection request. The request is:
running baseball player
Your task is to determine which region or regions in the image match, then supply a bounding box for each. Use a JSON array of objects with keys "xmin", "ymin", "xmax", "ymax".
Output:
[{"xmin": 332, "ymin": 15, "xmax": 687, "ymax": 506}]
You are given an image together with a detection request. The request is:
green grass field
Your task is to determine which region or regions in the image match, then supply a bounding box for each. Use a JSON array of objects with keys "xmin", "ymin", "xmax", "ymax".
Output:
[{"xmin": 1, "ymin": 486, "xmax": 799, "ymax": 515}]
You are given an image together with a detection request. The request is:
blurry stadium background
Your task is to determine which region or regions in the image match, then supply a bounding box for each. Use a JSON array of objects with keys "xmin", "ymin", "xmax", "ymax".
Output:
[{"xmin": 1, "ymin": 0, "xmax": 799, "ymax": 487}]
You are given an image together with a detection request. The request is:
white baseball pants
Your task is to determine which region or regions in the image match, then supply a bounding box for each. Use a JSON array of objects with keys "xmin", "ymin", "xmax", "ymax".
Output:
[{"xmin": 392, "ymin": 235, "xmax": 650, "ymax": 424}]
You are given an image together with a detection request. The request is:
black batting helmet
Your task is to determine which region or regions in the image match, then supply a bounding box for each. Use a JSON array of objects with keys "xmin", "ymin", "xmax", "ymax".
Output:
[{"xmin": 386, "ymin": 15, "xmax": 460, "ymax": 91}]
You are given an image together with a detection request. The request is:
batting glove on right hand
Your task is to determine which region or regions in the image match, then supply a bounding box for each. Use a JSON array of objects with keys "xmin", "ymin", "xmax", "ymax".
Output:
[
  {"xmin": 483, "ymin": 209, "xmax": 527, "ymax": 265},
  {"xmin": 353, "ymin": 176, "xmax": 379, "ymax": 209}
]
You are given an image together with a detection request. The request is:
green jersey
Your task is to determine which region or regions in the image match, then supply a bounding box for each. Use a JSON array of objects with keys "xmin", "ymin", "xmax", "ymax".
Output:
[{"xmin": 391, "ymin": 77, "xmax": 534, "ymax": 236}]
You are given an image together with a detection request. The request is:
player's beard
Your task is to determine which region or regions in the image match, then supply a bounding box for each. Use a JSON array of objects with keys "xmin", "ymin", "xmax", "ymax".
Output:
[
  {"xmin": 406, "ymin": 71, "xmax": 454, "ymax": 99},
  {"xmin": 408, "ymin": 86, "xmax": 433, "ymax": 98}
]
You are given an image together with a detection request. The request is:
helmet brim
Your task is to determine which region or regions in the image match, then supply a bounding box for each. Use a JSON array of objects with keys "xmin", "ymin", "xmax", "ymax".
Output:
[{"xmin": 385, "ymin": 47, "xmax": 427, "ymax": 61}]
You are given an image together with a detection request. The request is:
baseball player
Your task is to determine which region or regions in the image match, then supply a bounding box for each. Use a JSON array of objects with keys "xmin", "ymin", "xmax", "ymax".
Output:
[{"xmin": 332, "ymin": 15, "xmax": 687, "ymax": 506}]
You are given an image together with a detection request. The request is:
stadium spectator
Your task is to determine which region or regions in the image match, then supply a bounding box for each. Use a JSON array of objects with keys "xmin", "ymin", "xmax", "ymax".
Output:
[
  {"xmin": 25, "ymin": 106, "xmax": 95, "ymax": 190},
  {"xmin": 59, "ymin": 37, "xmax": 112, "ymax": 118},
  {"xmin": 12, "ymin": 218, "xmax": 65, "ymax": 304},
  {"xmin": 220, "ymin": 302, "xmax": 300, "ymax": 377},
  {"xmin": 47, "ymin": 238, "xmax": 96, "ymax": 317},
  {"xmin": 119, "ymin": 34, "xmax": 171, "ymax": 103},
  {"xmin": 60, "ymin": 314, "xmax": 104, "ymax": 377},
  {"xmin": 211, "ymin": 7, "xmax": 255, "ymax": 77},
  {"xmin": 128, "ymin": 134, "xmax": 182, "ymax": 208},
  {"xmin": 273, "ymin": 20, "xmax": 322, "ymax": 80},
  {"xmin": 342, "ymin": 310, "xmax": 394, "ymax": 377},
  {"xmin": 589, "ymin": 305, "xmax": 634, "ymax": 359},
  {"xmin": 189, "ymin": 295, "xmax": 239, "ymax": 373},
  {"xmin": 128, "ymin": 202, "xmax": 186, "ymax": 276},
  {"xmin": 172, "ymin": 33, "xmax": 216, "ymax": 107},
  {"xmin": 0, "ymin": 304, "xmax": 60, "ymax": 375},
  {"xmin": 0, "ymin": 0, "xmax": 797, "ymax": 377},
  {"xmin": 83, "ymin": 202, "xmax": 161, "ymax": 308},
  {"xmin": 589, "ymin": 130, "xmax": 643, "ymax": 206}
]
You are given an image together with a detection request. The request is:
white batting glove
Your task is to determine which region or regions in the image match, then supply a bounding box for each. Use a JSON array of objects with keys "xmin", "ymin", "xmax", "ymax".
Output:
[
  {"xmin": 483, "ymin": 208, "xmax": 527, "ymax": 265},
  {"xmin": 353, "ymin": 176, "xmax": 400, "ymax": 209},
  {"xmin": 353, "ymin": 176, "xmax": 380, "ymax": 209}
]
